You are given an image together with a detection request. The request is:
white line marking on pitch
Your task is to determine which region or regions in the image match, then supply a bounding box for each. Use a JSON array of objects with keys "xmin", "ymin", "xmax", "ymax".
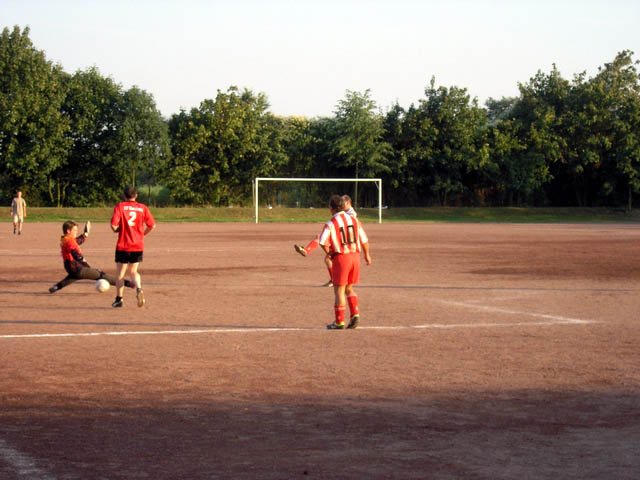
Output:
[
  {"xmin": 0, "ymin": 328, "xmax": 309, "ymax": 339},
  {"xmin": 0, "ymin": 315, "xmax": 598, "ymax": 340},
  {"xmin": 366, "ymin": 319, "xmax": 596, "ymax": 330},
  {"xmin": 460, "ymin": 291, "xmax": 541, "ymax": 304},
  {"xmin": 0, "ymin": 438, "xmax": 56, "ymax": 480},
  {"xmin": 438, "ymin": 300, "xmax": 597, "ymax": 324}
]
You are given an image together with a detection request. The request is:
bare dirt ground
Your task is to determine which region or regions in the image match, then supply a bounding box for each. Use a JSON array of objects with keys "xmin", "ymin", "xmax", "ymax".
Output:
[{"xmin": 1, "ymin": 221, "xmax": 639, "ymax": 479}]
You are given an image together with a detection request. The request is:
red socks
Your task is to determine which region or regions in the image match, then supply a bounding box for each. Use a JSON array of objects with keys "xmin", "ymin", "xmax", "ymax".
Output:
[
  {"xmin": 305, "ymin": 238, "xmax": 319, "ymax": 254},
  {"xmin": 347, "ymin": 294, "xmax": 359, "ymax": 317},
  {"xmin": 334, "ymin": 296, "xmax": 359, "ymax": 325}
]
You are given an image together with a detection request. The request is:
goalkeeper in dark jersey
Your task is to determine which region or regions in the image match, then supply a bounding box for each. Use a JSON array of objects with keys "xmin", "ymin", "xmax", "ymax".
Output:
[{"xmin": 49, "ymin": 220, "xmax": 134, "ymax": 293}]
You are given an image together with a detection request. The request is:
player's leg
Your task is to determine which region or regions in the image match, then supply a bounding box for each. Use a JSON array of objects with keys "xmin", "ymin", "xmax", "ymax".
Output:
[
  {"xmin": 294, "ymin": 235, "xmax": 320, "ymax": 257},
  {"xmin": 17, "ymin": 217, "xmax": 23, "ymax": 235},
  {"xmin": 100, "ymin": 270, "xmax": 134, "ymax": 288},
  {"xmin": 128, "ymin": 262, "xmax": 141, "ymax": 289},
  {"xmin": 77, "ymin": 267, "xmax": 134, "ymax": 288},
  {"xmin": 328, "ymin": 284, "xmax": 347, "ymax": 329},
  {"xmin": 12, "ymin": 215, "xmax": 18, "ymax": 234},
  {"xmin": 346, "ymin": 254, "xmax": 361, "ymax": 329},
  {"xmin": 115, "ymin": 262, "xmax": 129, "ymax": 295},
  {"xmin": 130, "ymin": 262, "xmax": 145, "ymax": 307},
  {"xmin": 113, "ymin": 261, "xmax": 128, "ymax": 307},
  {"xmin": 49, "ymin": 274, "xmax": 77, "ymax": 293},
  {"xmin": 304, "ymin": 236, "xmax": 320, "ymax": 254},
  {"xmin": 327, "ymin": 254, "xmax": 352, "ymax": 329},
  {"xmin": 76, "ymin": 267, "xmax": 103, "ymax": 282},
  {"xmin": 323, "ymin": 255, "xmax": 333, "ymax": 287},
  {"xmin": 346, "ymin": 285, "xmax": 360, "ymax": 329}
]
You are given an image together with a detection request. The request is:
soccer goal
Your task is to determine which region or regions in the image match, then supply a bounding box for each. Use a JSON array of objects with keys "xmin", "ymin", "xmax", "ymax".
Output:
[{"xmin": 253, "ymin": 177, "xmax": 383, "ymax": 224}]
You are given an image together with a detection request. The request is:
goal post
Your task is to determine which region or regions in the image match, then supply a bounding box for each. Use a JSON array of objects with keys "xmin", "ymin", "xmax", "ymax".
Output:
[{"xmin": 254, "ymin": 177, "xmax": 382, "ymax": 224}]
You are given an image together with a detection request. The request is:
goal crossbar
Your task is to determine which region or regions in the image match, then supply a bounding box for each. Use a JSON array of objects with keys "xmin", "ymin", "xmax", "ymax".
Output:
[{"xmin": 254, "ymin": 177, "xmax": 382, "ymax": 223}]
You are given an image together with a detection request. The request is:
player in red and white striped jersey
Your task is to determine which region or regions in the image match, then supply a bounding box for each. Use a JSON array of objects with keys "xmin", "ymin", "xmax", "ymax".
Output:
[
  {"xmin": 294, "ymin": 194, "xmax": 357, "ymax": 287},
  {"xmin": 319, "ymin": 195, "xmax": 371, "ymax": 329}
]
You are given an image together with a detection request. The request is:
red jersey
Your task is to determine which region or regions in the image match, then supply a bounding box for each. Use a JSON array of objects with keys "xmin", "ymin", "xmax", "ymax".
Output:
[
  {"xmin": 319, "ymin": 211, "xmax": 368, "ymax": 255},
  {"xmin": 60, "ymin": 234, "xmax": 89, "ymax": 273},
  {"xmin": 111, "ymin": 201, "xmax": 156, "ymax": 252}
]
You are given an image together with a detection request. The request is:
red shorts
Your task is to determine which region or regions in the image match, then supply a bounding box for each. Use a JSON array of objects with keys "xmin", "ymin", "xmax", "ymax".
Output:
[{"xmin": 331, "ymin": 252, "xmax": 360, "ymax": 286}]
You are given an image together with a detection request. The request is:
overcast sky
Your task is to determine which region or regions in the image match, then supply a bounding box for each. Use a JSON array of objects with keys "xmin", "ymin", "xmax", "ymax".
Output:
[{"xmin": 2, "ymin": 0, "xmax": 639, "ymax": 118}]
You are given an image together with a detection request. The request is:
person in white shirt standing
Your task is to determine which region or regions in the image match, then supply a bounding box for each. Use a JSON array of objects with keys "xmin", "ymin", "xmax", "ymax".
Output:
[{"xmin": 10, "ymin": 190, "xmax": 26, "ymax": 235}]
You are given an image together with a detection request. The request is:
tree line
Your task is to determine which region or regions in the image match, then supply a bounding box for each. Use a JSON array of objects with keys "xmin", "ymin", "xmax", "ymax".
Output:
[{"xmin": 2, "ymin": 25, "xmax": 639, "ymax": 208}]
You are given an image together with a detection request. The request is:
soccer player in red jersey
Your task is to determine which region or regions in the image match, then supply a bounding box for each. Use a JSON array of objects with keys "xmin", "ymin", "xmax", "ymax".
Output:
[
  {"xmin": 110, "ymin": 186, "xmax": 156, "ymax": 308},
  {"xmin": 49, "ymin": 221, "xmax": 134, "ymax": 293},
  {"xmin": 294, "ymin": 194, "xmax": 358, "ymax": 287},
  {"xmin": 319, "ymin": 195, "xmax": 371, "ymax": 329}
]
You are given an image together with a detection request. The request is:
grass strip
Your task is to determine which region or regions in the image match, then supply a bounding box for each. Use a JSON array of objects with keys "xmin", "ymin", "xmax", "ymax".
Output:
[{"xmin": 11, "ymin": 207, "xmax": 640, "ymax": 223}]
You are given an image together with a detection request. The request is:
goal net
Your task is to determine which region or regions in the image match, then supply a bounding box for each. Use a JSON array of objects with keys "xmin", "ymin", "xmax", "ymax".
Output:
[{"xmin": 253, "ymin": 177, "xmax": 382, "ymax": 223}]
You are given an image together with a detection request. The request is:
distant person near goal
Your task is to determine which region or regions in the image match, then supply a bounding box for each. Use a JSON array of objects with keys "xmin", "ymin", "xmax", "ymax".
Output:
[
  {"xmin": 10, "ymin": 190, "xmax": 26, "ymax": 235},
  {"xmin": 294, "ymin": 194, "xmax": 357, "ymax": 287},
  {"xmin": 110, "ymin": 186, "xmax": 156, "ymax": 308},
  {"xmin": 319, "ymin": 194, "xmax": 371, "ymax": 330}
]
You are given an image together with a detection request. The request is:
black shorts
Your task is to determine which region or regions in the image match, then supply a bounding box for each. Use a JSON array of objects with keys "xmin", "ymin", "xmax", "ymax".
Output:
[{"xmin": 115, "ymin": 250, "xmax": 144, "ymax": 264}]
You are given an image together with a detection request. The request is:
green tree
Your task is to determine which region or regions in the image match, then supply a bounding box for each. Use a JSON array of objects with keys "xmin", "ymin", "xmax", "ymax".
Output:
[
  {"xmin": 507, "ymin": 66, "xmax": 571, "ymax": 205},
  {"xmin": 280, "ymin": 116, "xmax": 315, "ymax": 177},
  {"xmin": 272, "ymin": 116, "xmax": 315, "ymax": 206},
  {"xmin": 380, "ymin": 103, "xmax": 408, "ymax": 205},
  {"xmin": 53, "ymin": 67, "xmax": 129, "ymax": 206},
  {"xmin": 580, "ymin": 51, "xmax": 640, "ymax": 208},
  {"xmin": 120, "ymin": 86, "xmax": 172, "ymax": 198},
  {"xmin": 415, "ymin": 78, "xmax": 489, "ymax": 206},
  {"xmin": 307, "ymin": 117, "xmax": 339, "ymax": 178},
  {"xmin": 557, "ymin": 72, "xmax": 604, "ymax": 206},
  {"xmin": 167, "ymin": 86, "xmax": 286, "ymax": 205},
  {"xmin": 333, "ymin": 89, "xmax": 391, "ymax": 206},
  {"xmin": 166, "ymin": 108, "xmax": 206, "ymax": 204},
  {"xmin": 401, "ymin": 102, "xmax": 436, "ymax": 205},
  {"xmin": 0, "ymin": 25, "xmax": 68, "ymax": 203},
  {"xmin": 277, "ymin": 115, "xmax": 349, "ymax": 206},
  {"xmin": 485, "ymin": 96, "xmax": 517, "ymax": 127},
  {"xmin": 538, "ymin": 51, "xmax": 640, "ymax": 208},
  {"xmin": 487, "ymin": 119, "xmax": 531, "ymax": 206}
]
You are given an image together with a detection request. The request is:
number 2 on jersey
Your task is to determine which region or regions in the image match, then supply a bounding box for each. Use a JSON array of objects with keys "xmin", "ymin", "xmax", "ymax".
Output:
[{"xmin": 127, "ymin": 211, "xmax": 137, "ymax": 226}]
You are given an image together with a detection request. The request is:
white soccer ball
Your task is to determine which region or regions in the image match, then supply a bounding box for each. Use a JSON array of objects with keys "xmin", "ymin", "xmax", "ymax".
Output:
[{"xmin": 95, "ymin": 279, "xmax": 110, "ymax": 293}]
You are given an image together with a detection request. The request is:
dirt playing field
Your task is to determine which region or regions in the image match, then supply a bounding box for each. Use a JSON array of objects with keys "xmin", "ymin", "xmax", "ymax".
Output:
[{"xmin": 1, "ymin": 221, "xmax": 639, "ymax": 479}]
